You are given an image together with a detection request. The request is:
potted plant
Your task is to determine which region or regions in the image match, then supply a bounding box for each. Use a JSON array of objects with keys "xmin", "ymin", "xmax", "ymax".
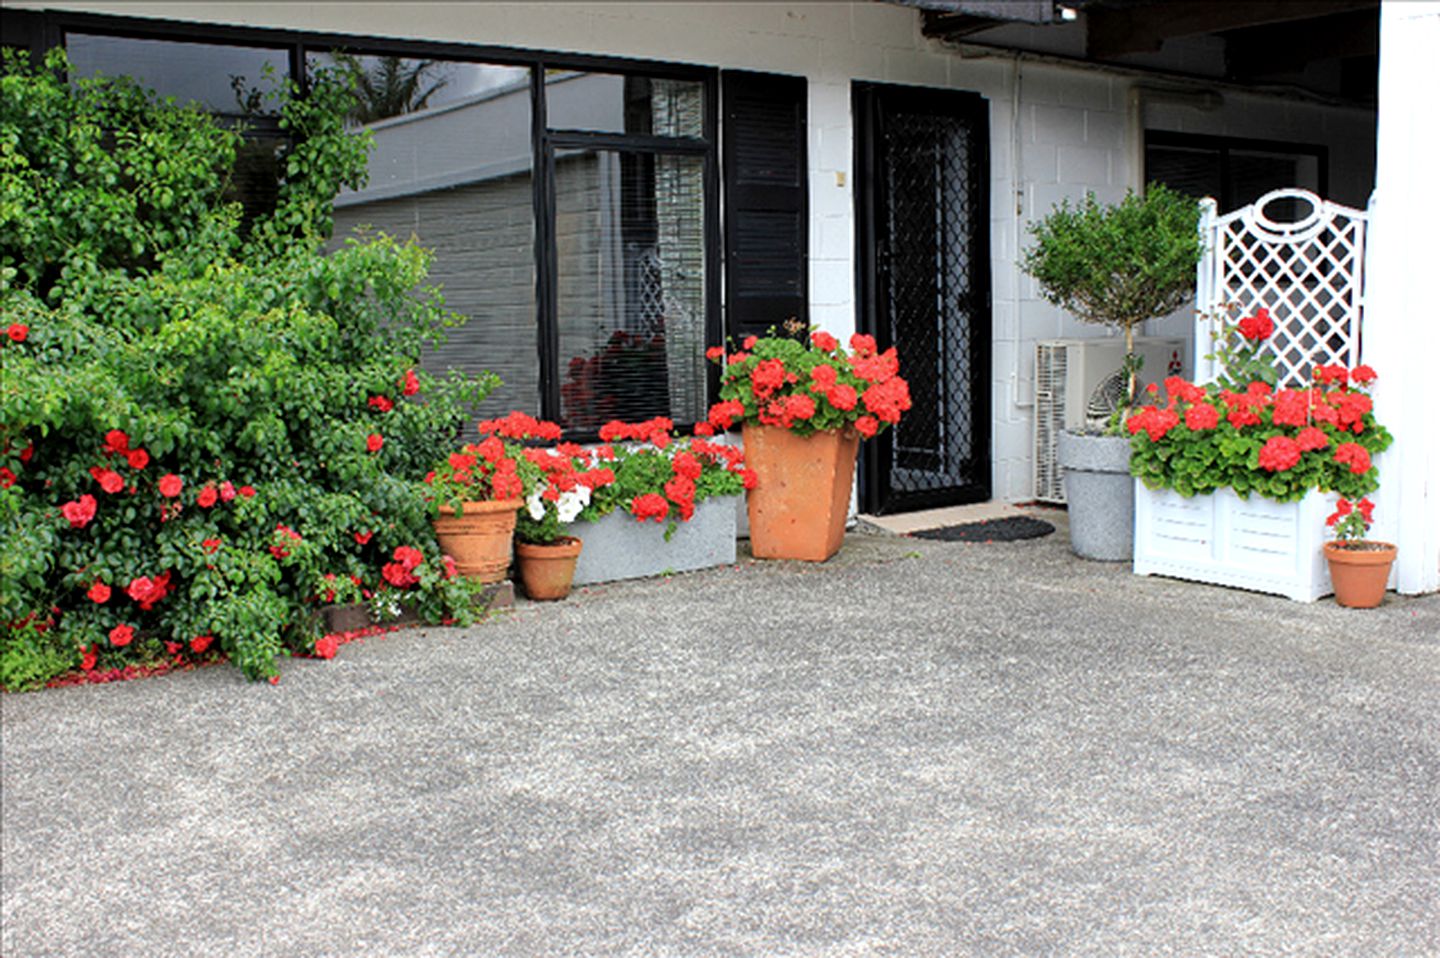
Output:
[
  {"xmin": 1021, "ymin": 184, "xmax": 1203, "ymax": 560},
  {"xmin": 425, "ymin": 412, "xmax": 547, "ymax": 583},
  {"xmin": 1128, "ymin": 332, "xmax": 1393, "ymax": 600},
  {"xmin": 706, "ymin": 326, "xmax": 911, "ymax": 562},
  {"xmin": 1323, "ymin": 496, "xmax": 1397, "ymax": 608},
  {"xmin": 511, "ymin": 438, "xmax": 616, "ymax": 601},
  {"xmin": 570, "ymin": 418, "xmax": 753, "ymax": 584}
]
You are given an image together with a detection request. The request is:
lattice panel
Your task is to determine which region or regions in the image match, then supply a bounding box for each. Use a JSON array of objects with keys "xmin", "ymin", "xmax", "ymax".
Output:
[
  {"xmin": 881, "ymin": 110, "xmax": 983, "ymax": 496},
  {"xmin": 1196, "ymin": 189, "xmax": 1369, "ymax": 387}
]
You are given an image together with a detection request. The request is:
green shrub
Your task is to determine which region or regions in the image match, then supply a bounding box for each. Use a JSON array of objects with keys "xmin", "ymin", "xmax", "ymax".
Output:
[{"xmin": 1, "ymin": 50, "xmax": 497, "ymax": 686}]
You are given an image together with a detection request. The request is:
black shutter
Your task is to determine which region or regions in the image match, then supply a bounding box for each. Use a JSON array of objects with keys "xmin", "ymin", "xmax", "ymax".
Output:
[{"xmin": 722, "ymin": 70, "xmax": 808, "ymax": 342}]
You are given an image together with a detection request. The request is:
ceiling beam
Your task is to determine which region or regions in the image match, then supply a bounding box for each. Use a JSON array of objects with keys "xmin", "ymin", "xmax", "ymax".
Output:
[
  {"xmin": 1086, "ymin": 1, "xmax": 1376, "ymax": 60},
  {"xmin": 1224, "ymin": 8, "xmax": 1379, "ymax": 80}
]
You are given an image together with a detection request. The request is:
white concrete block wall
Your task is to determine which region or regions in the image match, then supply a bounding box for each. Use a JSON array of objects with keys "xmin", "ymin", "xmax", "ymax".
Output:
[{"xmin": 12, "ymin": 0, "xmax": 1379, "ymax": 505}]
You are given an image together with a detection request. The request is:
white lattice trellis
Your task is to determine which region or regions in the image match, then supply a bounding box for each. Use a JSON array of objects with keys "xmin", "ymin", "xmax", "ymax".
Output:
[{"xmin": 1195, "ymin": 188, "xmax": 1370, "ymax": 387}]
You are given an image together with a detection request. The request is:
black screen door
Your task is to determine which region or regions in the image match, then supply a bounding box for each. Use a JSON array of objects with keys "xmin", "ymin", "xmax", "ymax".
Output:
[{"xmin": 854, "ymin": 82, "xmax": 991, "ymax": 514}]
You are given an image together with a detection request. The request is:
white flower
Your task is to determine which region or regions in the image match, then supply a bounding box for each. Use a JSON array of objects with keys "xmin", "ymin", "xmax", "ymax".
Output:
[
  {"xmin": 555, "ymin": 485, "xmax": 591, "ymax": 523},
  {"xmin": 526, "ymin": 490, "xmax": 546, "ymax": 521}
]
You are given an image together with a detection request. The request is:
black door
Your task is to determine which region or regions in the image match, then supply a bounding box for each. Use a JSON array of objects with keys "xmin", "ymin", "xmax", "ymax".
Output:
[{"xmin": 854, "ymin": 82, "xmax": 991, "ymax": 515}]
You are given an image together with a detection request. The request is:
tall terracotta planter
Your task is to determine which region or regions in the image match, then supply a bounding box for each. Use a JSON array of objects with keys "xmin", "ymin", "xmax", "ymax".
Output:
[
  {"xmin": 515, "ymin": 537, "xmax": 583, "ymax": 601},
  {"xmin": 743, "ymin": 423, "xmax": 859, "ymax": 562},
  {"xmin": 433, "ymin": 499, "xmax": 522, "ymax": 583},
  {"xmin": 1323, "ymin": 540, "xmax": 1397, "ymax": 608}
]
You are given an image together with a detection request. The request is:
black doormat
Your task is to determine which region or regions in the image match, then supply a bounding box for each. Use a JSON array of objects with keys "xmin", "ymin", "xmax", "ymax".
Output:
[{"xmin": 909, "ymin": 515, "xmax": 1055, "ymax": 543}]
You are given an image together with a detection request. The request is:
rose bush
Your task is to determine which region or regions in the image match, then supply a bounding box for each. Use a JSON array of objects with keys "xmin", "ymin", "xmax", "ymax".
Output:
[{"xmin": 0, "ymin": 51, "xmax": 496, "ymax": 687}]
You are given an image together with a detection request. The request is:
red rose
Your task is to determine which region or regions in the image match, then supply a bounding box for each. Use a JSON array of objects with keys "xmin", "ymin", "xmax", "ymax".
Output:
[
  {"xmin": 109, "ymin": 623, "xmax": 135, "ymax": 647},
  {"xmin": 87, "ymin": 581, "xmax": 111, "ymax": 604},
  {"xmin": 197, "ymin": 486, "xmax": 219, "ymax": 508},
  {"xmin": 89, "ymin": 467, "xmax": 125, "ymax": 494},
  {"xmin": 61, "ymin": 495, "xmax": 97, "ymax": 529},
  {"xmin": 238, "ymin": 485, "xmax": 256, "ymax": 498},
  {"xmin": 191, "ymin": 635, "xmax": 214, "ymax": 654},
  {"xmin": 401, "ymin": 369, "xmax": 420, "ymax": 396},
  {"xmin": 219, "ymin": 481, "xmax": 236, "ymax": 502},
  {"xmin": 369, "ymin": 395, "xmax": 394, "ymax": 412},
  {"xmin": 6, "ymin": 323, "xmax": 28, "ymax": 343},
  {"xmin": 366, "ymin": 434, "xmax": 384, "ymax": 453},
  {"xmin": 104, "ymin": 430, "xmax": 130, "ymax": 453},
  {"xmin": 80, "ymin": 646, "xmax": 98, "ymax": 671},
  {"xmin": 1237, "ymin": 307, "xmax": 1275, "ymax": 341},
  {"xmin": 19, "ymin": 443, "xmax": 32, "ymax": 462},
  {"xmin": 1257, "ymin": 435, "xmax": 1302, "ymax": 472},
  {"xmin": 0, "ymin": 467, "xmax": 13, "ymax": 488},
  {"xmin": 126, "ymin": 448, "xmax": 149, "ymax": 470},
  {"xmin": 354, "ymin": 530, "xmax": 374, "ymax": 545},
  {"xmin": 158, "ymin": 473, "xmax": 183, "ymax": 497},
  {"xmin": 202, "ymin": 538, "xmax": 222, "ymax": 553}
]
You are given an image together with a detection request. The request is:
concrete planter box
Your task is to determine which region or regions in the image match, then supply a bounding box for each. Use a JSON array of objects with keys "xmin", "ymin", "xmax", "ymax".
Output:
[
  {"xmin": 1133, "ymin": 482, "xmax": 1331, "ymax": 601},
  {"xmin": 571, "ymin": 496, "xmax": 738, "ymax": 586}
]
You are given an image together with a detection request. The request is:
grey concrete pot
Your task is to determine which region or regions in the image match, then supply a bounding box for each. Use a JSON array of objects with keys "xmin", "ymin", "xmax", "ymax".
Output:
[{"xmin": 1057, "ymin": 430, "xmax": 1135, "ymax": 561}]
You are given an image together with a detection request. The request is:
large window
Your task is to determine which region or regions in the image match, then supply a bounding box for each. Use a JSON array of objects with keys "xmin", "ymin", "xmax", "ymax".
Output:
[
  {"xmin": 21, "ymin": 12, "xmax": 724, "ymax": 437},
  {"xmin": 1145, "ymin": 130, "xmax": 1328, "ymax": 217}
]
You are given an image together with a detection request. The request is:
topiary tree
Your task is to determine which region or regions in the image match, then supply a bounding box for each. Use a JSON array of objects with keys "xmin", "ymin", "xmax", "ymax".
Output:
[
  {"xmin": 0, "ymin": 50, "xmax": 498, "ymax": 687},
  {"xmin": 1021, "ymin": 184, "xmax": 1203, "ymax": 422}
]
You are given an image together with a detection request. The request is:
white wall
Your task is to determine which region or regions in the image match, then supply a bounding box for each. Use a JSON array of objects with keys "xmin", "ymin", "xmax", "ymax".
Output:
[{"xmin": 13, "ymin": 1, "xmax": 1379, "ymax": 504}]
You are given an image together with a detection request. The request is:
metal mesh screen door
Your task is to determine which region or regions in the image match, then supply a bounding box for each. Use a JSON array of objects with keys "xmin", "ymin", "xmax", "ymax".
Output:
[
  {"xmin": 1195, "ymin": 188, "xmax": 1369, "ymax": 387},
  {"xmin": 855, "ymin": 83, "xmax": 991, "ymax": 514}
]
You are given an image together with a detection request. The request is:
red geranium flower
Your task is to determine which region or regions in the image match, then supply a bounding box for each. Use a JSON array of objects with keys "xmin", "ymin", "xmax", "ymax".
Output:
[
  {"xmin": 1184, "ymin": 402, "xmax": 1220, "ymax": 431},
  {"xmin": 1333, "ymin": 442, "xmax": 1372, "ymax": 475},
  {"xmin": 855, "ymin": 415, "xmax": 879, "ymax": 438},
  {"xmin": 850, "ymin": 333, "xmax": 877, "ymax": 355},
  {"xmin": 1296, "ymin": 426, "xmax": 1329, "ymax": 452},
  {"xmin": 811, "ymin": 330, "xmax": 839, "ymax": 352},
  {"xmin": 313, "ymin": 635, "xmax": 339, "ymax": 659},
  {"xmin": 1349, "ymin": 364, "xmax": 1377, "ymax": 385},
  {"xmin": 827, "ymin": 384, "xmax": 858, "ymax": 411},
  {"xmin": 191, "ymin": 635, "xmax": 214, "ymax": 654},
  {"xmin": 401, "ymin": 369, "xmax": 420, "ymax": 396},
  {"xmin": 630, "ymin": 492, "xmax": 670, "ymax": 523},
  {"xmin": 705, "ymin": 346, "xmax": 725, "ymax": 361},
  {"xmin": 1237, "ymin": 307, "xmax": 1274, "ymax": 341},
  {"xmin": 1257, "ymin": 435, "xmax": 1302, "ymax": 472},
  {"xmin": 369, "ymin": 395, "xmax": 394, "ymax": 412}
]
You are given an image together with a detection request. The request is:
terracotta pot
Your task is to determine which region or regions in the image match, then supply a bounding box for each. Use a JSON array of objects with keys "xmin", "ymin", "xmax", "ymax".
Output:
[
  {"xmin": 742, "ymin": 423, "xmax": 860, "ymax": 562},
  {"xmin": 515, "ymin": 536, "xmax": 583, "ymax": 601},
  {"xmin": 1324, "ymin": 540, "xmax": 1397, "ymax": 608},
  {"xmin": 433, "ymin": 499, "xmax": 522, "ymax": 583}
]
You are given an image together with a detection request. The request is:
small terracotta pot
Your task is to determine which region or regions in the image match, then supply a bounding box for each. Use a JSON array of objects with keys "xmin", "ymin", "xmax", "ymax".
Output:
[
  {"xmin": 1324, "ymin": 540, "xmax": 1397, "ymax": 608},
  {"xmin": 743, "ymin": 423, "xmax": 860, "ymax": 562},
  {"xmin": 515, "ymin": 536, "xmax": 583, "ymax": 601},
  {"xmin": 433, "ymin": 499, "xmax": 522, "ymax": 583}
]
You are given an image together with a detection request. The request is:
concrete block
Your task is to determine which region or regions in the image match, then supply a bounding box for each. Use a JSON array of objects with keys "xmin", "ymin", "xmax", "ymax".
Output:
[
  {"xmin": 1057, "ymin": 144, "xmax": 1112, "ymax": 186},
  {"xmin": 884, "ymin": 50, "xmax": 950, "ymax": 88},
  {"xmin": 1085, "ymin": 110, "xmax": 1127, "ymax": 150},
  {"xmin": 1030, "ymin": 104, "xmax": 1086, "ymax": 146}
]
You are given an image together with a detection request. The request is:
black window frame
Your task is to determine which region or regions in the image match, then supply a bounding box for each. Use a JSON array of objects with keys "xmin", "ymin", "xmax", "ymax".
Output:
[
  {"xmin": 1144, "ymin": 129, "xmax": 1330, "ymax": 211},
  {"xmin": 14, "ymin": 9, "xmax": 722, "ymax": 440}
]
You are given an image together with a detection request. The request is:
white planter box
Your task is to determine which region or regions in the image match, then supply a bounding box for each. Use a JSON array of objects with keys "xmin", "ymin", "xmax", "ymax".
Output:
[
  {"xmin": 570, "ymin": 496, "xmax": 738, "ymax": 586},
  {"xmin": 1133, "ymin": 482, "xmax": 1332, "ymax": 602}
]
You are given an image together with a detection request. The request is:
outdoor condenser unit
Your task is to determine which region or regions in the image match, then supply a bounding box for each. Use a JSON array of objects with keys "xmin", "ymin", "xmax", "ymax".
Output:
[{"xmin": 1033, "ymin": 337, "xmax": 1188, "ymax": 503}]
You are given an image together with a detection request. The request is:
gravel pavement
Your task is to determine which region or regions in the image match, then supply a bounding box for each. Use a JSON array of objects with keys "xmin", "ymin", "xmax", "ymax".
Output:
[{"xmin": 4, "ymin": 512, "xmax": 1438, "ymax": 957}]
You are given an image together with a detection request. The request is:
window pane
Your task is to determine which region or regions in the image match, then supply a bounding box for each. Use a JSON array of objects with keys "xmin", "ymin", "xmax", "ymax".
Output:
[
  {"xmin": 555, "ymin": 149, "xmax": 707, "ymax": 430},
  {"xmin": 1145, "ymin": 144, "xmax": 1222, "ymax": 202},
  {"xmin": 546, "ymin": 71, "xmax": 703, "ymax": 138},
  {"xmin": 323, "ymin": 55, "xmax": 540, "ymax": 418},
  {"xmin": 65, "ymin": 33, "xmax": 287, "ymax": 120}
]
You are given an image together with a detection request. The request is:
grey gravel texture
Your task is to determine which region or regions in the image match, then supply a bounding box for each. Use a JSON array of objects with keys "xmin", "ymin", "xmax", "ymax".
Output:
[{"xmin": 3, "ymin": 508, "xmax": 1439, "ymax": 958}]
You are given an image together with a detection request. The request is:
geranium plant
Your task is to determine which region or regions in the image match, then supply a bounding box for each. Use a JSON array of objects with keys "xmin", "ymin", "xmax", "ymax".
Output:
[
  {"xmin": 1326, "ymin": 496, "xmax": 1377, "ymax": 546},
  {"xmin": 1128, "ymin": 315, "xmax": 1392, "ymax": 502},
  {"xmin": 705, "ymin": 328, "xmax": 911, "ymax": 438},
  {"xmin": 587, "ymin": 418, "xmax": 753, "ymax": 537},
  {"xmin": 515, "ymin": 443, "xmax": 616, "ymax": 546}
]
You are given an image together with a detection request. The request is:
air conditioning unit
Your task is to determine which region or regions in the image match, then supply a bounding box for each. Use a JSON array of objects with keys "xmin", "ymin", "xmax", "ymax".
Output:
[{"xmin": 1033, "ymin": 337, "xmax": 1188, "ymax": 503}]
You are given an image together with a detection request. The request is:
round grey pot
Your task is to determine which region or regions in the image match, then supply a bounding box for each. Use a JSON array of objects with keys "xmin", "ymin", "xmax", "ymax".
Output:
[{"xmin": 1057, "ymin": 430, "xmax": 1135, "ymax": 562}]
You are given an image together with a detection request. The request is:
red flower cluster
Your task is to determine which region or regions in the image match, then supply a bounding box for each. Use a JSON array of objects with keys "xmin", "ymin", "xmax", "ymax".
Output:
[
  {"xmin": 126, "ymin": 571, "xmax": 173, "ymax": 611},
  {"xmin": 599, "ymin": 417, "xmax": 674, "ymax": 446},
  {"xmin": 61, "ymin": 494, "xmax": 97, "ymax": 529},
  {"xmin": 1333, "ymin": 442, "xmax": 1371, "ymax": 475},
  {"xmin": 1237, "ymin": 307, "xmax": 1275, "ymax": 341},
  {"xmin": 1126, "ymin": 405, "xmax": 1180, "ymax": 441},
  {"xmin": 630, "ymin": 492, "xmax": 670, "ymax": 523},
  {"xmin": 401, "ymin": 369, "xmax": 421, "ymax": 396},
  {"xmin": 369, "ymin": 395, "xmax": 394, "ymax": 412},
  {"xmin": 1257, "ymin": 435, "xmax": 1302, "ymax": 472},
  {"xmin": 270, "ymin": 523, "xmax": 302, "ymax": 559},
  {"xmin": 382, "ymin": 545, "xmax": 424, "ymax": 588},
  {"xmin": 477, "ymin": 411, "xmax": 564, "ymax": 442}
]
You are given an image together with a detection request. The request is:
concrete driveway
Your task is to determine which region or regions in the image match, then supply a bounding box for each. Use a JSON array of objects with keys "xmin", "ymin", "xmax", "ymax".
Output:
[{"xmin": 4, "ymin": 514, "xmax": 1438, "ymax": 957}]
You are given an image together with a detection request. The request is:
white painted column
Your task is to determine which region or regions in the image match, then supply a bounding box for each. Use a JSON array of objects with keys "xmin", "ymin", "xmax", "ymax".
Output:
[{"xmin": 1365, "ymin": 0, "xmax": 1440, "ymax": 594}]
